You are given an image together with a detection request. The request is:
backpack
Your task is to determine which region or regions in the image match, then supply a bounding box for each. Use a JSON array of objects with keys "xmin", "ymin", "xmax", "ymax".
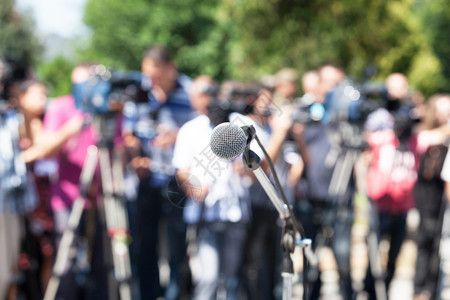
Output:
[{"xmin": 366, "ymin": 130, "xmax": 416, "ymax": 210}]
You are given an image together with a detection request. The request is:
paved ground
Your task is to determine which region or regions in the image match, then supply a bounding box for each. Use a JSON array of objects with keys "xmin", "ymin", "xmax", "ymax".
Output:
[
  {"xmin": 158, "ymin": 196, "xmax": 450, "ymax": 300},
  {"xmin": 290, "ymin": 197, "xmax": 450, "ymax": 300}
]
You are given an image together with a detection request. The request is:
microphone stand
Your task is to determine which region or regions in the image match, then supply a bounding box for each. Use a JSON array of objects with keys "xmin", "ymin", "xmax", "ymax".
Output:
[{"xmin": 241, "ymin": 128, "xmax": 311, "ymax": 300}]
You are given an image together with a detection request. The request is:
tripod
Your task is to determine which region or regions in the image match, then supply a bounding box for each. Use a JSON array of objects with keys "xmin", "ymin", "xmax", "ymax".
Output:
[
  {"xmin": 44, "ymin": 116, "xmax": 133, "ymax": 300},
  {"xmin": 327, "ymin": 121, "xmax": 387, "ymax": 300}
]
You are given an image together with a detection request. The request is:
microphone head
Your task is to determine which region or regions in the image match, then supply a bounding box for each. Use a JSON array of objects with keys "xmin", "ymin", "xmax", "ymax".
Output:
[{"xmin": 210, "ymin": 122, "xmax": 247, "ymax": 160}]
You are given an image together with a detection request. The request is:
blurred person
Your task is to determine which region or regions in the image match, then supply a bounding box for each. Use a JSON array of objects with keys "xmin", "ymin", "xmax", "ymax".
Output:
[
  {"xmin": 382, "ymin": 72, "xmax": 420, "ymax": 143},
  {"xmin": 294, "ymin": 63, "xmax": 356, "ymax": 300},
  {"xmin": 361, "ymin": 73, "xmax": 420, "ymax": 300},
  {"xmin": 35, "ymin": 63, "xmax": 111, "ymax": 300},
  {"xmin": 229, "ymin": 81, "xmax": 305, "ymax": 300},
  {"xmin": 385, "ymin": 72, "xmax": 408, "ymax": 100},
  {"xmin": 300, "ymin": 70, "xmax": 320, "ymax": 104},
  {"xmin": 410, "ymin": 91, "xmax": 427, "ymax": 124},
  {"xmin": 172, "ymin": 75, "xmax": 251, "ymax": 300},
  {"xmin": 272, "ymin": 68, "xmax": 299, "ymax": 107},
  {"xmin": 317, "ymin": 63, "xmax": 346, "ymax": 105},
  {"xmin": 18, "ymin": 79, "xmax": 91, "ymax": 298},
  {"xmin": 0, "ymin": 72, "xmax": 39, "ymax": 300},
  {"xmin": 122, "ymin": 44, "xmax": 193, "ymax": 300},
  {"xmin": 413, "ymin": 94, "xmax": 450, "ymax": 300},
  {"xmin": 15, "ymin": 80, "xmax": 54, "ymax": 299},
  {"xmin": 140, "ymin": 44, "xmax": 194, "ymax": 126}
]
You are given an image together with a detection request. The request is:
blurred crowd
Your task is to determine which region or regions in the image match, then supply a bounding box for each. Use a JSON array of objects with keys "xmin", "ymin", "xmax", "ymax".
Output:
[{"xmin": 1, "ymin": 45, "xmax": 450, "ymax": 300}]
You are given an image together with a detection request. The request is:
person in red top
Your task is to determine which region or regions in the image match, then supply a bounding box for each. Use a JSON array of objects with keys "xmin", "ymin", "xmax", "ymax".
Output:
[{"xmin": 361, "ymin": 73, "xmax": 420, "ymax": 299}]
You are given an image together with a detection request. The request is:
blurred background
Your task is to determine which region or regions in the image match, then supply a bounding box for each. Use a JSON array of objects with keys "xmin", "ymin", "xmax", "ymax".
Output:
[
  {"xmin": 3, "ymin": 0, "xmax": 450, "ymax": 98},
  {"xmin": 2, "ymin": 1, "xmax": 450, "ymax": 299}
]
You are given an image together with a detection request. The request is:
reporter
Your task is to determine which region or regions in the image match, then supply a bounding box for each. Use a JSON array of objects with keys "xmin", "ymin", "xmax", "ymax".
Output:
[
  {"xmin": 413, "ymin": 94, "xmax": 450, "ymax": 300},
  {"xmin": 16, "ymin": 80, "xmax": 54, "ymax": 298},
  {"xmin": 39, "ymin": 64, "xmax": 108, "ymax": 300},
  {"xmin": 173, "ymin": 75, "xmax": 250, "ymax": 300},
  {"xmin": 122, "ymin": 45, "xmax": 193, "ymax": 300}
]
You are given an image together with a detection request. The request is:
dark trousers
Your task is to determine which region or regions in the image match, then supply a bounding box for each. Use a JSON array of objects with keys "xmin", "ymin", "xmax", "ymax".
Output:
[
  {"xmin": 129, "ymin": 181, "xmax": 187, "ymax": 300},
  {"xmin": 243, "ymin": 207, "xmax": 282, "ymax": 300},
  {"xmin": 414, "ymin": 204, "xmax": 445, "ymax": 298},
  {"xmin": 294, "ymin": 199, "xmax": 354, "ymax": 300},
  {"xmin": 364, "ymin": 207, "xmax": 407, "ymax": 300}
]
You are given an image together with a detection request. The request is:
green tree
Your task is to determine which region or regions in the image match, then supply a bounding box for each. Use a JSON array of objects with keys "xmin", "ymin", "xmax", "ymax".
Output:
[
  {"xmin": 0, "ymin": 0, "xmax": 42, "ymax": 78},
  {"xmin": 82, "ymin": 0, "xmax": 229, "ymax": 79},
  {"xmin": 81, "ymin": 0, "xmax": 446, "ymax": 96},
  {"xmin": 412, "ymin": 0, "xmax": 450, "ymax": 94},
  {"xmin": 36, "ymin": 56, "xmax": 74, "ymax": 97},
  {"xmin": 219, "ymin": 0, "xmax": 429, "ymax": 84}
]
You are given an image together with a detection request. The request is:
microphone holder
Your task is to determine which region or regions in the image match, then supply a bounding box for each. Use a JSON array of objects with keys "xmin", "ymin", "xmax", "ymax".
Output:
[{"xmin": 242, "ymin": 143, "xmax": 311, "ymax": 300}]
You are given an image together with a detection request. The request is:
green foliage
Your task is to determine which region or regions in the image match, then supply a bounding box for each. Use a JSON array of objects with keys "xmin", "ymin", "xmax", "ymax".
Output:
[
  {"xmin": 77, "ymin": 0, "xmax": 450, "ymax": 96},
  {"xmin": 3, "ymin": 0, "xmax": 447, "ymax": 98},
  {"xmin": 0, "ymin": 0, "xmax": 42, "ymax": 76},
  {"xmin": 36, "ymin": 56, "xmax": 74, "ymax": 97},
  {"xmin": 413, "ymin": 0, "xmax": 450, "ymax": 94},
  {"xmin": 218, "ymin": 0, "xmax": 426, "ymax": 84},
  {"xmin": 82, "ymin": 0, "xmax": 226, "ymax": 78}
]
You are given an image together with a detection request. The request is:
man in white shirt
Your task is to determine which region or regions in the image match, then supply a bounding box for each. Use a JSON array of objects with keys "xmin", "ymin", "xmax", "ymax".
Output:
[{"xmin": 172, "ymin": 75, "xmax": 250, "ymax": 300}]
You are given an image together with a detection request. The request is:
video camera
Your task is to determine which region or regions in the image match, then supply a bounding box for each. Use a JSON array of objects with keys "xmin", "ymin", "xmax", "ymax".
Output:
[
  {"xmin": 206, "ymin": 81, "xmax": 253, "ymax": 126},
  {"xmin": 327, "ymin": 77, "xmax": 419, "ymax": 148},
  {"xmin": 352, "ymin": 80, "xmax": 419, "ymax": 142},
  {"xmin": 0, "ymin": 56, "xmax": 17, "ymax": 113},
  {"xmin": 291, "ymin": 93, "xmax": 325, "ymax": 124},
  {"xmin": 73, "ymin": 64, "xmax": 144, "ymax": 115}
]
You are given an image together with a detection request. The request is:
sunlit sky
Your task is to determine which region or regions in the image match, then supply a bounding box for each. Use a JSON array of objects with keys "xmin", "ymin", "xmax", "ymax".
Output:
[{"xmin": 15, "ymin": 0, "xmax": 88, "ymax": 38}]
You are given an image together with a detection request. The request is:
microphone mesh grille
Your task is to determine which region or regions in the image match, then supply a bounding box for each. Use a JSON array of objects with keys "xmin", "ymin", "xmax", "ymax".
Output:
[{"xmin": 210, "ymin": 122, "xmax": 247, "ymax": 160}]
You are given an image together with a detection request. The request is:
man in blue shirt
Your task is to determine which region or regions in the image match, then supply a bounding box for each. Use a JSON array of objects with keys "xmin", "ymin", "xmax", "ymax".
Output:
[{"xmin": 122, "ymin": 45, "xmax": 193, "ymax": 300}]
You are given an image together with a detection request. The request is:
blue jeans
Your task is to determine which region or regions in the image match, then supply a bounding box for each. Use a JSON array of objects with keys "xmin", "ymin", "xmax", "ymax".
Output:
[{"xmin": 193, "ymin": 222, "xmax": 247, "ymax": 300}]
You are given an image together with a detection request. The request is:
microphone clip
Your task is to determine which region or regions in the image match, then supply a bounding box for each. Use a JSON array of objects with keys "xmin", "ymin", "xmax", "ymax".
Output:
[
  {"xmin": 241, "ymin": 125, "xmax": 256, "ymax": 146},
  {"xmin": 241, "ymin": 125, "xmax": 261, "ymax": 171}
]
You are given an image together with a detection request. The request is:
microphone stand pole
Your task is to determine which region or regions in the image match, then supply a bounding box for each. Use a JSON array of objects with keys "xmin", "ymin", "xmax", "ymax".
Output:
[{"xmin": 242, "ymin": 148, "xmax": 311, "ymax": 300}]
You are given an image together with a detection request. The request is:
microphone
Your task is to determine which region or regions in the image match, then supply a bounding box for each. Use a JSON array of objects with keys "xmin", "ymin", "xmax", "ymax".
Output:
[
  {"xmin": 209, "ymin": 121, "xmax": 311, "ymax": 299},
  {"xmin": 209, "ymin": 122, "xmax": 249, "ymax": 160}
]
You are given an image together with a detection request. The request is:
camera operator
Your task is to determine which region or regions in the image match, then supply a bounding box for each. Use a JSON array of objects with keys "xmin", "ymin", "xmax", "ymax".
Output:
[
  {"xmin": 361, "ymin": 72, "xmax": 420, "ymax": 299},
  {"xmin": 121, "ymin": 45, "xmax": 193, "ymax": 300},
  {"xmin": 382, "ymin": 73, "xmax": 420, "ymax": 144},
  {"xmin": 272, "ymin": 68, "xmax": 299, "ymax": 107},
  {"xmin": 15, "ymin": 80, "xmax": 54, "ymax": 299},
  {"xmin": 36, "ymin": 63, "xmax": 111, "ymax": 300},
  {"xmin": 172, "ymin": 75, "xmax": 252, "ymax": 300},
  {"xmin": 294, "ymin": 64, "xmax": 356, "ymax": 300},
  {"xmin": 19, "ymin": 77, "xmax": 103, "ymax": 299},
  {"xmin": 224, "ymin": 80, "xmax": 307, "ymax": 300}
]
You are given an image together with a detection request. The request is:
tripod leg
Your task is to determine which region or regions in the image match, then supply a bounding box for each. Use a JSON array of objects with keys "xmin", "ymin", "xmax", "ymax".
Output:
[
  {"xmin": 44, "ymin": 146, "xmax": 99, "ymax": 300},
  {"xmin": 329, "ymin": 149, "xmax": 359, "ymax": 197},
  {"xmin": 98, "ymin": 148, "xmax": 132, "ymax": 300},
  {"xmin": 366, "ymin": 202, "xmax": 387, "ymax": 300}
]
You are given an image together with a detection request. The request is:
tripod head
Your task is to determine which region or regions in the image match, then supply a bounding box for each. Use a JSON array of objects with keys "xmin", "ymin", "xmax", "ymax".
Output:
[{"xmin": 85, "ymin": 113, "xmax": 122, "ymax": 150}]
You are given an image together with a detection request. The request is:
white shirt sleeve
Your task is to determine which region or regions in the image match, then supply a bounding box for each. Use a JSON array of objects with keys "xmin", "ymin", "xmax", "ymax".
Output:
[{"xmin": 172, "ymin": 123, "xmax": 194, "ymax": 170}]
